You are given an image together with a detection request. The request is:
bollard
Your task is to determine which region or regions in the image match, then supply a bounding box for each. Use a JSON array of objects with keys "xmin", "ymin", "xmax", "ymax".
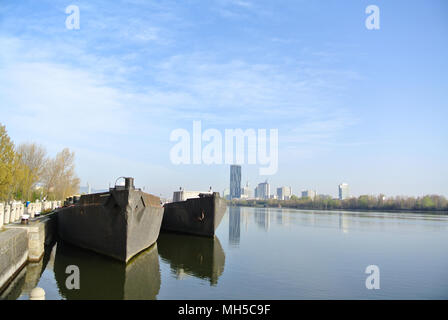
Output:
[
  {"xmin": 30, "ymin": 287, "xmax": 45, "ymax": 300},
  {"xmin": 11, "ymin": 202, "xmax": 16, "ymax": 222},
  {"xmin": 0, "ymin": 203, "xmax": 4, "ymax": 228},
  {"xmin": 30, "ymin": 203, "xmax": 35, "ymax": 219},
  {"xmin": 35, "ymin": 201, "xmax": 41, "ymax": 217},
  {"xmin": 12, "ymin": 202, "xmax": 16, "ymax": 222},
  {"xmin": 9, "ymin": 203, "xmax": 13, "ymax": 222},
  {"xmin": 16, "ymin": 203, "xmax": 21, "ymax": 222},
  {"xmin": 15, "ymin": 203, "xmax": 21, "ymax": 222},
  {"xmin": 14, "ymin": 202, "xmax": 20, "ymax": 222},
  {"xmin": 4, "ymin": 204, "xmax": 10, "ymax": 224},
  {"xmin": 13, "ymin": 203, "xmax": 18, "ymax": 222}
]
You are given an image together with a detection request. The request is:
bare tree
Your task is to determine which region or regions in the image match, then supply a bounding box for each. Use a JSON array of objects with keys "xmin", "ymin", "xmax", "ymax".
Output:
[
  {"xmin": 16, "ymin": 143, "xmax": 47, "ymax": 200},
  {"xmin": 42, "ymin": 148, "xmax": 80, "ymax": 200}
]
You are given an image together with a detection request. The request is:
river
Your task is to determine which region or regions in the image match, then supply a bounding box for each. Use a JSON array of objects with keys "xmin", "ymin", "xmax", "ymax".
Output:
[{"xmin": 2, "ymin": 206, "xmax": 448, "ymax": 299}]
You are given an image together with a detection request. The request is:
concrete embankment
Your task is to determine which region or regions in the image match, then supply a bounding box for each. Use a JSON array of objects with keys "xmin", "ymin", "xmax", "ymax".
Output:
[
  {"xmin": 0, "ymin": 212, "xmax": 58, "ymax": 293},
  {"xmin": 0, "ymin": 229, "xmax": 29, "ymax": 293}
]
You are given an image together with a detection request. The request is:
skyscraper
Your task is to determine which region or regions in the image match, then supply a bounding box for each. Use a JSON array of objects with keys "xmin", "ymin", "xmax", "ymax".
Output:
[
  {"xmin": 255, "ymin": 180, "xmax": 270, "ymax": 200},
  {"xmin": 241, "ymin": 181, "xmax": 252, "ymax": 199},
  {"xmin": 301, "ymin": 190, "xmax": 316, "ymax": 200},
  {"xmin": 230, "ymin": 165, "xmax": 241, "ymax": 199},
  {"xmin": 277, "ymin": 186, "xmax": 292, "ymax": 200},
  {"xmin": 338, "ymin": 183, "xmax": 349, "ymax": 200}
]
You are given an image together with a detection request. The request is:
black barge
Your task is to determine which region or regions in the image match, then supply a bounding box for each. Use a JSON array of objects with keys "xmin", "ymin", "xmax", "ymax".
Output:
[
  {"xmin": 161, "ymin": 192, "xmax": 226, "ymax": 237},
  {"xmin": 58, "ymin": 177, "xmax": 164, "ymax": 262}
]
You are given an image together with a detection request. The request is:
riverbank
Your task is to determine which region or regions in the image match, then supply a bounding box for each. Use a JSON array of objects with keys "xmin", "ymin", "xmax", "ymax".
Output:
[
  {"xmin": 0, "ymin": 212, "xmax": 57, "ymax": 293},
  {"xmin": 229, "ymin": 201, "xmax": 448, "ymax": 215}
]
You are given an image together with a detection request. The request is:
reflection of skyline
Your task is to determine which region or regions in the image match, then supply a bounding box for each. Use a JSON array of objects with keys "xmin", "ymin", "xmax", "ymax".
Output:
[
  {"xmin": 276, "ymin": 211, "xmax": 290, "ymax": 226},
  {"xmin": 240, "ymin": 207, "xmax": 250, "ymax": 231},
  {"xmin": 229, "ymin": 206, "xmax": 241, "ymax": 247},
  {"xmin": 339, "ymin": 212, "xmax": 349, "ymax": 233},
  {"xmin": 254, "ymin": 208, "xmax": 270, "ymax": 231}
]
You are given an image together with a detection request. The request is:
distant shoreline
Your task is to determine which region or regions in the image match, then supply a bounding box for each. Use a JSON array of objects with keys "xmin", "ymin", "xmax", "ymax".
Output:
[{"xmin": 228, "ymin": 202, "xmax": 448, "ymax": 215}]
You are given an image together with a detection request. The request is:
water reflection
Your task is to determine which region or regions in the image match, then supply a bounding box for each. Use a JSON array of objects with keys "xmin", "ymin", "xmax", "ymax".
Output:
[
  {"xmin": 0, "ymin": 267, "xmax": 27, "ymax": 300},
  {"xmin": 254, "ymin": 207, "xmax": 271, "ymax": 231},
  {"xmin": 1, "ymin": 241, "xmax": 56, "ymax": 300},
  {"xmin": 54, "ymin": 241, "xmax": 161, "ymax": 300},
  {"xmin": 276, "ymin": 210, "xmax": 290, "ymax": 226},
  {"xmin": 229, "ymin": 206, "xmax": 241, "ymax": 247},
  {"xmin": 157, "ymin": 233, "xmax": 225, "ymax": 286},
  {"xmin": 339, "ymin": 212, "xmax": 350, "ymax": 233}
]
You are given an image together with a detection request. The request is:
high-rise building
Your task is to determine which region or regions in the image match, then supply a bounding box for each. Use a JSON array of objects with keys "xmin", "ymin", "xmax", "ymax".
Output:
[
  {"xmin": 255, "ymin": 181, "xmax": 270, "ymax": 200},
  {"xmin": 277, "ymin": 186, "xmax": 292, "ymax": 200},
  {"xmin": 301, "ymin": 190, "xmax": 316, "ymax": 200},
  {"xmin": 230, "ymin": 165, "xmax": 241, "ymax": 199},
  {"xmin": 338, "ymin": 183, "xmax": 349, "ymax": 200},
  {"xmin": 241, "ymin": 181, "xmax": 252, "ymax": 199}
]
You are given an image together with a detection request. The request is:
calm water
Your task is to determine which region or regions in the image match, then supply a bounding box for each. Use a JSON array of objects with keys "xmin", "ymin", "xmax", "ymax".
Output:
[{"xmin": 3, "ymin": 207, "xmax": 448, "ymax": 299}]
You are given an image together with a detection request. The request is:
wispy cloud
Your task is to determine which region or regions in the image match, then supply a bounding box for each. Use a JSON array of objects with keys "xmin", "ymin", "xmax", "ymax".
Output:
[
  {"xmin": 0, "ymin": 32, "xmax": 358, "ymax": 153},
  {"xmin": 0, "ymin": 0, "xmax": 367, "ymax": 193}
]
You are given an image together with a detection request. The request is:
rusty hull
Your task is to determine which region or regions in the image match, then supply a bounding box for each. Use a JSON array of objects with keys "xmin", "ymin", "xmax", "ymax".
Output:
[{"xmin": 58, "ymin": 187, "xmax": 164, "ymax": 263}]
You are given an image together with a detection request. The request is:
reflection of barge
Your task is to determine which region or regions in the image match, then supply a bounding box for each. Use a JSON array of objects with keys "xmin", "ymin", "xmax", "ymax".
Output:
[
  {"xmin": 158, "ymin": 233, "xmax": 225, "ymax": 285},
  {"xmin": 54, "ymin": 241, "xmax": 160, "ymax": 300},
  {"xmin": 58, "ymin": 177, "xmax": 164, "ymax": 262},
  {"xmin": 162, "ymin": 192, "xmax": 227, "ymax": 237}
]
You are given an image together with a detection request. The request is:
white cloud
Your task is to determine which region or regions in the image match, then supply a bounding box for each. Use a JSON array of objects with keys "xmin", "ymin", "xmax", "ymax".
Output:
[{"xmin": 0, "ymin": 26, "xmax": 359, "ymax": 191}]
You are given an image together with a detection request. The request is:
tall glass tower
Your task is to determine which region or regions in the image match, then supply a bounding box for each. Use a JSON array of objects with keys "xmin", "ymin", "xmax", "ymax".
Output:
[
  {"xmin": 338, "ymin": 183, "xmax": 349, "ymax": 200},
  {"xmin": 230, "ymin": 165, "xmax": 241, "ymax": 199}
]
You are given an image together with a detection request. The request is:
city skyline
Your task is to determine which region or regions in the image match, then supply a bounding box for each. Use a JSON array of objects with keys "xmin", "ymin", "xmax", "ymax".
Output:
[
  {"xmin": 228, "ymin": 165, "xmax": 346, "ymax": 200},
  {"xmin": 1, "ymin": 1, "xmax": 447, "ymax": 198}
]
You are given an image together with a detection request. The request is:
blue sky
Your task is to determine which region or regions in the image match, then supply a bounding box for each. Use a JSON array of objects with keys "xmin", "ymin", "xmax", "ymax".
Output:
[{"xmin": 0, "ymin": 0, "xmax": 447, "ymax": 198}]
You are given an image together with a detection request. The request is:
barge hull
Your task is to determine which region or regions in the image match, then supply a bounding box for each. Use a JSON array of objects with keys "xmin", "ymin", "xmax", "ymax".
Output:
[
  {"xmin": 58, "ymin": 188, "xmax": 164, "ymax": 262},
  {"xmin": 161, "ymin": 193, "xmax": 226, "ymax": 237}
]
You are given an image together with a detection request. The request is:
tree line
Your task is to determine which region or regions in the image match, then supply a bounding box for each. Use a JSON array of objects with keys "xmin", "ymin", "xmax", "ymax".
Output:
[
  {"xmin": 231, "ymin": 194, "xmax": 448, "ymax": 212},
  {"xmin": 0, "ymin": 123, "xmax": 80, "ymax": 202}
]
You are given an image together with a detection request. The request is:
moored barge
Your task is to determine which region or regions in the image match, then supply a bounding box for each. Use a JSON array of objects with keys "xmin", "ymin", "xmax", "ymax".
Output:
[
  {"xmin": 58, "ymin": 177, "xmax": 164, "ymax": 262},
  {"xmin": 162, "ymin": 192, "xmax": 226, "ymax": 237}
]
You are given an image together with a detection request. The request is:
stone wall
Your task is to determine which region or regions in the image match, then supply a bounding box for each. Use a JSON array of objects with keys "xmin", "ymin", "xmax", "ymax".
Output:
[
  {"xmin": 0, "ymin": 212, "xmax": 58, "ymax": 294},
  {"xmin": 0, "ymin": 229, "xmax": 29, "ymax": 292}
]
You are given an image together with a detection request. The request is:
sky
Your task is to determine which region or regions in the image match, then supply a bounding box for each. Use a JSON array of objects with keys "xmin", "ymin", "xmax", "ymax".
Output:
[{"xmin": 0, "ymin": 0, "xmax": 447, "ymax": 198}]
